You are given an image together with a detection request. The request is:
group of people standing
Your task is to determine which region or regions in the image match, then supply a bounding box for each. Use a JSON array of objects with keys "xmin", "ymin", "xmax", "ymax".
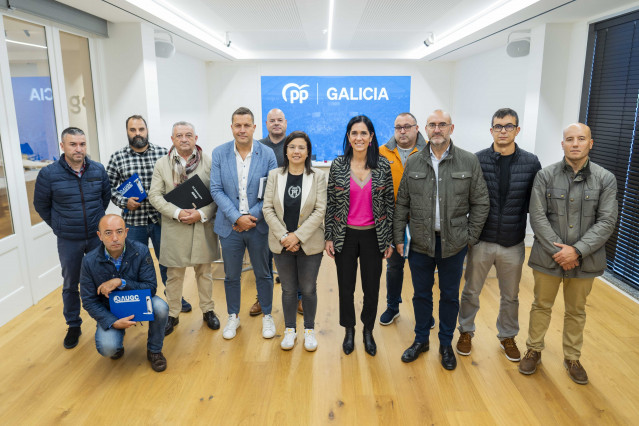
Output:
[{"xmin": 33, "ymin": 105, "xmax": 617, "ymax": 385}]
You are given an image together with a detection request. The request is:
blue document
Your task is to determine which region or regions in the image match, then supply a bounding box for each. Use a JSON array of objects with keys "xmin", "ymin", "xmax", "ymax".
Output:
[
  {"xmin": 109, "ymin": 289, "xmax": 155, "ymax": 321},
  {"xmin": 117, "ymin": 173, "xmax": 147, "ymax": 202}
]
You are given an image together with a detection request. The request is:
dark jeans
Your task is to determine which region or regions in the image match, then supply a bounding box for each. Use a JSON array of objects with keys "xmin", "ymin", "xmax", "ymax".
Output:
[
  {"xmin": 408, "ymin": 237, "xmax": 467, "ymax": 345},
  {"xmin": 127, "ymin": 222, "xmax": 167, "ymax": 285},
  {"xmin": 274, "ymin": 252, "xmax": 322, "ymax": 329},
  {"xmin": 271, "ymin": 249, "xmax": 302, "ymax": 300},
  {"xmin": 385, "ymin": 248, "xmax": 405, "ymax": 310},
  {"xmin": 220, "ymin": 228, "xmax": 273, "ymax": 315},
  {"xmin": 334, "ymin": 228, "xmax": 383, "ymax": 331},
  {"xmin": 57, "ymin": 235, "xmax": 101, "ymax": 327}
]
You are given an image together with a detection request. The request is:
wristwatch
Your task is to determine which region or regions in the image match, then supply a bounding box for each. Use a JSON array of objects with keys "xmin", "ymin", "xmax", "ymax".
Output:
[
  {"xmin": 281, "ymin": 233, "xmax": 289, "ymax": 241},
  {"xmin": 573, "ymin": 246, "xmax": 582, "ymax": 260}
]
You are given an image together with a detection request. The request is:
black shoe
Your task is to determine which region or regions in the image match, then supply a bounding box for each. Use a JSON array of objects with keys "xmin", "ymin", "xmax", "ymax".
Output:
[
  {"xmin": 401, "ymin": 341, "xmax": 429, "ymax": 363},
  {"xmin": 63, "ymin": 326, "xmax": 82, "ymax": 349},
  {"xmin": 363, "ymin": 328, "xmax": 377, "ymax": 356},
  {"xmin": 164, "ymin": 316, "xmax": 179, "ymax": 336},
  {"xmin": 203, "ymin": 310, "xmax": 220, "ymax": 330},
  {"xmin": 181, "ymin": 298, "xmax": 192, "ymax": 313},
  {"xmin": 147, "ymin": 350, "xmax": 167, "ymax": 372},
  {"xmin": 343, "ymin": 327, "xmax": 355, "ymax": 355},
  {"xmin": 110, "ymin": 347, "xmax": 125, "ymax": 360},
  {"xmin": 440, "ymin": 345, "xmax": 457, "ymax": 370}
]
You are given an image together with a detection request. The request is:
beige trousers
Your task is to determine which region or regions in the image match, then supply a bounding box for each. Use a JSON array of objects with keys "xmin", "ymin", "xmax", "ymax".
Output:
[
  {"xmin": 166, "ymin": 263, "xmax": 215, "ymax": 318},
  {"xmin": 525, "ymin": 269, "xmax": 594, "ymax": 360}
]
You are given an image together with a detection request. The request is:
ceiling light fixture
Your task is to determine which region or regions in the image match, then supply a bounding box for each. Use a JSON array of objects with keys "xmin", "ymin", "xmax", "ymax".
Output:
[
  {"xmin": 122, "ymin": 0, "xmax": 243, "ymax": 58},
  {"xmin": 326, "ymin": 0, "xmax": 335, "ymax": 50},
  {"xmin": 415, "ymin": 0, "xmax": 540, "ymax": 59},
  {"xmin": 6, "ymin": 39, "xmax": 46, "ymax": 49},
  {"xmin": 423, "ymin": 32, "xmax": 435, "ymax": 47}
]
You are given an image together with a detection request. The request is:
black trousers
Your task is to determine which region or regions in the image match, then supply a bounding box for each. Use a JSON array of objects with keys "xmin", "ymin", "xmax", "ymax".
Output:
[{"xmin": 334, "ymin": 228, "xmax": 383, "ymax": 330}]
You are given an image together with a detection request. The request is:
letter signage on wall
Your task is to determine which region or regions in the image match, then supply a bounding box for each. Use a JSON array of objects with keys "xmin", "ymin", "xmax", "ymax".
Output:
[{"xmin": 261, "ymin": 76, "xmax": 410, "ymax": 162}]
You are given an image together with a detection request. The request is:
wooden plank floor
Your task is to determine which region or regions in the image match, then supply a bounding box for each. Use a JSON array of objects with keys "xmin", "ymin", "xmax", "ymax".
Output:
[{"xmin": 1, "ymin": 249, "xmax": 638, "ymax": 425}]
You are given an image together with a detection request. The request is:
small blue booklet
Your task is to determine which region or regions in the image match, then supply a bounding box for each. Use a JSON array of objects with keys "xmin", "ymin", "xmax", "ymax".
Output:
[
  {"xmin": 403, "ymin": 224, "xmax": 411, "ymax": 259},
  {"xmin": 117, "ymin": 173, "xmax": 147, "ymax": 202},
  {"xmin": 109, "ymin": 289, "xmax": 155, "ymax": 321}
]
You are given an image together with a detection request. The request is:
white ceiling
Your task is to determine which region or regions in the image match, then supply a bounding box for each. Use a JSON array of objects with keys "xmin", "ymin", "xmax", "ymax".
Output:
[{"xmin": 54, "ymin": 0, "xmax": 639, "ymax": 61}]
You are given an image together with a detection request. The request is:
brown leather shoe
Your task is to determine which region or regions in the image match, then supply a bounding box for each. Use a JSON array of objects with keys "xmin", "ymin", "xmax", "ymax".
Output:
[
  {"xmin": 564, "ymin": 359, "xmax": 588, "ymax": 384},
  {"xmin": 456, "ymin": 332, "xmax": 472, "ymax": 356},
  {"xmin": 250, "ymin": 298, "xmax": 262, "ymax": 316},
  {"xmin": 518, "ymin": 349, "xmax": 541, "ymax": 375},
  {"xmin": 297, "ymin": 299, "xmax": 304, "ymax": 315},
  {"xmin": 500, "ymin": 337, "xmax": 521, "ymax": 362},
  {"xmin": 147, "ymin": 350, "xmax": 167, "ymax": 372}
]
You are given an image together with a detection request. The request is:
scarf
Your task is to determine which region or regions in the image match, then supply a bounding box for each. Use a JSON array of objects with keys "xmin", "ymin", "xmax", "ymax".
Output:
[{"xmin": 169, "ymin": 145, "xmax": 202, "ymax": 186}]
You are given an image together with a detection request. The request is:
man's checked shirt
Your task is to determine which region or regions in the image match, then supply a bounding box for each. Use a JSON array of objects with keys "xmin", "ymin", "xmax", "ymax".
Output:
[{"xmin": 106, "ymin": 143, "xmax": 168, "ymax": 226}]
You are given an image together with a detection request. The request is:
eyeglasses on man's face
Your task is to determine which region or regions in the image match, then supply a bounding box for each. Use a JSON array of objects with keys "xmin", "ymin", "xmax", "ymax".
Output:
[
  {"xmin": 492, "ymin": 124, "xmax": 517, "ymax": 132},
  {"xmin": 426, "ymin": 122, "xmax": 450, "ymax": 130},
  {"xmin": 394, "ymin": 124, "xmax": 417, "ymax": 132}
]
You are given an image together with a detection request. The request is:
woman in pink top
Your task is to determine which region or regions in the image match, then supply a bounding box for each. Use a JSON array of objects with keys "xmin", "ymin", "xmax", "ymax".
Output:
[{"xmin": 325, "ymin": 115, "xmax": 394, "ymax": 356}]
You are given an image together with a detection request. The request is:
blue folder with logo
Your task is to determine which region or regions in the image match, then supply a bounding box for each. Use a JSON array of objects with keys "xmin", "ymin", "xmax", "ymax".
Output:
[
  {"xmin": 109, "ymin": 289, "xmax": 154, "ymax": 321},
  {"xmin": 117, "ymin": 173, "xmax": 147, "ymax": 202}
]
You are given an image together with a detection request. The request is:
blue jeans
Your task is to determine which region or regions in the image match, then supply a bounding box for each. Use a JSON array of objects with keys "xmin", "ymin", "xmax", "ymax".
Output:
[
  {"xmin": 58, "ymin": 235, "xmax": 101, "ymax": 327},
  {"xmin": 127, "ymin": 222, "xmax": 167, "ymax": 285},
  {"xmin": 408, "ymin": 237, "xmax": 467, "ymax": 345},
  {"xmin": 95, "ymin": 296, "xmax": 168, "ymax": 355},
  {"xmin": 220, "ymin": 228, "xmax": 273, "ymax": 315},
  {"xmin": 385, "ymin": 248, "xmax": 405, "ymax": 310}
]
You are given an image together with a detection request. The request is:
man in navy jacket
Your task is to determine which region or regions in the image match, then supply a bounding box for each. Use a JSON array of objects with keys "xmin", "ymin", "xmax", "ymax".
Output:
[
  {"xmin": 33, "ymin": 127, "xmax": 111, "ymax": 350},
  {"xmin": 80, "ymin": 214, "xmax": 169, "ymax": 372}
]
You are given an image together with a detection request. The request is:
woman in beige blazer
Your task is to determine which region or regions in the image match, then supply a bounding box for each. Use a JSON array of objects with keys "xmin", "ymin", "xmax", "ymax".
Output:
[{"xmin": 263, "ymin": 131, "xmax": 326, "ymax": 352}]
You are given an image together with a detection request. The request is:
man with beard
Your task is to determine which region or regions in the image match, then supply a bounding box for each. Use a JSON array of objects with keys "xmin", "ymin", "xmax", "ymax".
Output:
[{"xmin": 106, "ymin": 115, "xmax": 192, "ymax": 313}]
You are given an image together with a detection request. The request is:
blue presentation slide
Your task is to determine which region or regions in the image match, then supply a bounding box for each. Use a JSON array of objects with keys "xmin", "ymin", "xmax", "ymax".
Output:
[
  {"xmin": 11, "ymin": 76, "xmax": 58, "ymax": 161},
  {"xmin": 261, "ymin": 76, "xmax": 411, "ymax": 162}
]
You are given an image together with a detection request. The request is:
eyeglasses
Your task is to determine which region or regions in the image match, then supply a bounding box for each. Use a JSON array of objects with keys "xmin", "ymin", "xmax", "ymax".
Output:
[
  {"xmin": 426, "ymin": 123, "xmax": 450, "ymax": 130},
  {"xmin": 394, "ymin": 124, "xmax": 417, "ymax": 132},
  {"xmin": 492, "ymin": 124, "xmax": 517, "ymax": 132}
]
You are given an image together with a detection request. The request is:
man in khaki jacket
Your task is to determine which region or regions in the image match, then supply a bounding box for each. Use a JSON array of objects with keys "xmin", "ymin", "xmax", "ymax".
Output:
[
  {"xmin": 519, "ymin": 123, "xmax": 617, "ymax": 385},
  {"xmin": 149, "ymin": 121, "xmax": 220, "ymax": 336}
]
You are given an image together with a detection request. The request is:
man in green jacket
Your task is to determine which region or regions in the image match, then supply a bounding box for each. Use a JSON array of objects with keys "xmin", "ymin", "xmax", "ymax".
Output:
[
  {"xmin": 519, "ymin": 123, "xmax": 617, "ymax": 385},
  {"xmin": 394, "ymin": 109, "xmax": 489, "ymax": 370}
]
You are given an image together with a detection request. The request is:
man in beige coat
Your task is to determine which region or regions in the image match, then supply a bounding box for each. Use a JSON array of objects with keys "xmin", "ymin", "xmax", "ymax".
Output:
[{"xmin": 149, "ymin": 121, "xmax": 220, "ymax": 336}]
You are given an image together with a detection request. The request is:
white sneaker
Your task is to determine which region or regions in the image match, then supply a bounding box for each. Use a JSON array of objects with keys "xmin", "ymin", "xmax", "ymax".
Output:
[
  {"xmin": 304, "ymin": 328, "xmax": 318, "ymax": 352},
  {"xmin": 262, "ymin": 314, "xmax": 276, "ymax": 339},
  {"xmin": 222, "ymin": 314, "xmax": 240, "ymax": 339},
  {"xmin": 280, "ymin": 328, "xmax": 297, "ymax": 350}
]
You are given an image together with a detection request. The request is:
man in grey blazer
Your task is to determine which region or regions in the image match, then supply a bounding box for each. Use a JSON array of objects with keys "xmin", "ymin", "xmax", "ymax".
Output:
[{"xmin": 210, "ymin": 107, "xmax": 278, "ymax": 340}]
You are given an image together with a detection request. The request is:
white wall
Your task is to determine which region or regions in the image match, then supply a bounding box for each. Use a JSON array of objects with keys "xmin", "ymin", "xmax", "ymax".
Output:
[
  {"xmin": 95, "ymin": 22, "xmax": 161, "ymax": 160},
  {"xmin": 156, "ymin": 51, "xmax": 210, "ymax": 151},
  {"xmin": 451, "ymin": 45, "xmax": 531, "ymax": 154},
  {"xmin": 206, "ymin": 60, "xmax": 455, "ymax": 153}
]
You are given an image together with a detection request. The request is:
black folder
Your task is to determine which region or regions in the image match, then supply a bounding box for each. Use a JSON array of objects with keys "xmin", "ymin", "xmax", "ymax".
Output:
[{"xmin": 163, "ymin": 174, "xmax": 214, "ymax": 209}]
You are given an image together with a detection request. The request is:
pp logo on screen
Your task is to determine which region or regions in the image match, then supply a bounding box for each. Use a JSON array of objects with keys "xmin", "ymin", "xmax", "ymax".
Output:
[{"xmin": 282, "ymin": 83, "xmax": 309, "ymax": 104}]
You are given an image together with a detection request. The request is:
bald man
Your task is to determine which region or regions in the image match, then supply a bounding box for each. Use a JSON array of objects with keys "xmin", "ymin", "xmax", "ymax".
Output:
[
  {"xmin": 519, "ymin": 123, "xmax": 617, "ymax": 385},
  {"xmin": 80, "ymin": 214, "xmax": 169, "ymax": 372},
  {"xmin": 259, "ymin": 108, "xmax": 287, "ymax": 167},
  {"xmin": 394, "ymin": 110, "xmax": 489, "ymax": 370}
]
